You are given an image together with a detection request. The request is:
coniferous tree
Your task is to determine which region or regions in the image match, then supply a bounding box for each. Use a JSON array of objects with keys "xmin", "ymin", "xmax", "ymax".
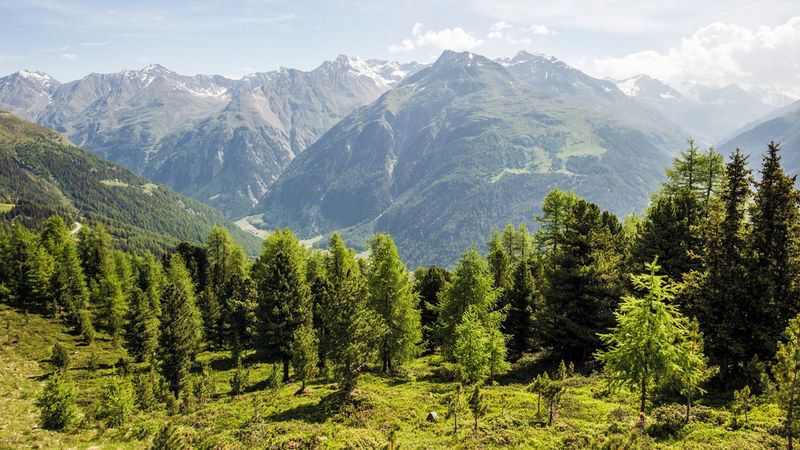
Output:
[
  {"xmin": 367, "ymin": 234, "xmax": 422, "ymax": 372},
  {"xmin": 597, "ymin": 260, "xmax": 697, "ymax": 413},
  {"xmin": 468, "ymin": 384, "xmax": 487, "ymax": 433},
  {"xmin": 291, "ymin": 323, "xmax": 319, "ymax": 392},
  {"xmin": 539, "ymin": 194, "xmax": 625, "ymax": 360},
  {"xmin": 436, "ymin": 246, "xmax": 498, "ymax": 358},
  {"xmin": 133, "ymin": 252, "xmax": 163, "ymax": 316},
  {"xmin": 453, "ymin": 308, "xmax": 490, "ymax": 384},
  {"xmin": 203, "ymin": 228, "xmax": 246, "ymax": 348},
  {"xmin": 487, "ymin": 230, "xmax": 512, "ymax": 293},
  {"xmin": 96, "ymin": 377, "xmax": 135, "ymax": 427},
  {"xmin": 413, "ymin": 265, "xmax": 450, "ymax": 351},
  {"xmin": 750, "ymin": 142, "xmax": 800, "ymax": 358},
  {"xmin": 125, "ymin": 287, "xmax": 159, "ymax": 362},
  {"xmin": 253, "ymin": 229, "xmax": 313, "ymax": 381},
  {"xmin": 315, "ymin": 234, "xmax": 381, "ymax": 390},
  {"xmin": 93, "ymin": 258, "xmax": 126, "ymax": 348},
  {"xmin": 77, "ymin": 224, "xmax": 111, "ymax": 283},
  {"xmin": 698, "ymin": 149, "xmax": 753, "ymax": 379},
  {"xmin": 46, "ymin": 218, "xmax": 90, "ymax": 326},
  {"xmin": 504, "ymin": 258, "xmax": 537, "ymax": 360},
  {"xmin": 37, "ymin": 373, "xmax": 77, "ymax": 430},
  {"xmin": 773, "ymin": 313, "xmax": 800, "ymax": 450},
  {"xmin": 159, "ymin": 255, "xmax": 203, "ymax": 395}
]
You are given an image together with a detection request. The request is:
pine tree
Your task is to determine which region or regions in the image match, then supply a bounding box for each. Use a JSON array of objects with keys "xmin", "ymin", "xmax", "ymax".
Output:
[
  {"xmin": 413, "ymin": 265, "xmax": 450, "ymax": 351},
  {"xmin": 539, "ymin": 194, "xmax": 625, "ymax": 360},
  {"xmin": 446, "ymin": 384, "xmax": 464, "ymax": 435},
  {"xmin": 597, "ymin": 260, "xmax": 695, "ymax": 413},
  {"xmin": 678, "ymin": 318, "xmax": 715, "ymax": 422},
  {"xmin": 750, "ymin": 142, "xmax": 800, "ymax": 359},
  {"xmin": 535, "ymin": 189, "xmax": 579, "ymax": 253},
  {"xmin": 291, "ymin": 323, "xmax": 319, "ymax": 392},
  {"xmin": 504, "ymin": 258, "xmax": 537, "ymax": 359},
  {"xmin": 50, "ymin": 342, "xmax": 70, "ymax": 373},
  {"xmin": 203, "ymin": 228, "xmax": 247, "ymax": 348},
  {"xmin": 315, "ymin": 234, "xmax": 381, "ymax": 390},
  {"xmin": 253, "ymin": 228, "xmax": 313, "ymax": 381},
  {"xmin": 37, "ymin": 373, "xmax": 77, "ymax": 430},
  {"xmin": 159, "ymin": 255, "xmax": 203, "ymax": 395},
  {"xmin": 699, "ymin": 149, "xmax": 753, "ymax": 379},
  {"xmin": 133, "ymin": 252, "xmax": 163, "ymax": 317},
  {"xmin": 125, "ymin": 287, "xmax": 159, "ymax": 362},
  {"xmin": 367, "ymin": 234, "xmax": 422, "ymax": 372},
  {"xmin": 773, "ymin": 313, "xmax": 800, "ymax": 450}
]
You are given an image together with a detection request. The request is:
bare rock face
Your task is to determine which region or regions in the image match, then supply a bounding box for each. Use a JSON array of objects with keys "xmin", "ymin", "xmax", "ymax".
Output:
[{"xmin": 426, "ymin": 411, "xmax": 439, "ymax": 422}]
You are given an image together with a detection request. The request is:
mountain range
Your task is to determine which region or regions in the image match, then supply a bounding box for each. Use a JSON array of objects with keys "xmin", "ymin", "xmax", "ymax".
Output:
[
  {"xmin": 611, "ymin": 74, "xmax": 792, "ymax": 145},
  {"xmin": 0, "ymin": 57, "xmax": 424, "ymax": 216},
  {"xmin": 258, "ymin": 51, "xmax": 686, "ymax": 265}
]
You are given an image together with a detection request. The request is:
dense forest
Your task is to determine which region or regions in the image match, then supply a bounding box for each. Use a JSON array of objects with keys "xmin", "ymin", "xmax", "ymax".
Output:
[{"xmin": 3, "ymin": 140, "xmax": 800, "ymax": 449}]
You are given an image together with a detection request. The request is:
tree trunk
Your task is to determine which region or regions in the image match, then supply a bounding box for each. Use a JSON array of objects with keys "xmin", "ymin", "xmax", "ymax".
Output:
[
  {"xmin": 454, "ymin": 412, "xmax": 458, "ymax": 435},
  {"xmin": 548, "ymin": 402, "xmax": 554, "ymax": 426},
  {"xmin": 685, "ymin": 394, "xmax": 691, "ymax": 423},
  {"xmin": 474, "ymin": 415, "xmax": 478, "ymax": 433},
  {"xmin": 640, "ymin": 377, "xmax": 647, "ymax": 413},
  {"xmin": 283, "ymin": 358, "xmax": 290, "ymax": 382}
]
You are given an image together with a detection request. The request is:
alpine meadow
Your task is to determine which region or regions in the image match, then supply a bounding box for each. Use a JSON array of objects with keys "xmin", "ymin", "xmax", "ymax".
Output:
[{"xmin": 1, "ymin": 1, "xmax": 800, "ymax": 449}]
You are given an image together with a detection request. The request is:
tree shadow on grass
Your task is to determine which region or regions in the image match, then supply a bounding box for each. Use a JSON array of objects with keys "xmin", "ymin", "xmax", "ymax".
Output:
[{"xmin": 266, "ymin": 389, "xmax": 367, "ymax": 424}]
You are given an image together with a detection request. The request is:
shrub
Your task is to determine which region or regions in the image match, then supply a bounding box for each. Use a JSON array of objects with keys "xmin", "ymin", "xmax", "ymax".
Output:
[
  {"xmin": 134, "ymin": 367, "xmax": 161, "ymax": 411},
  {"xmin": 37, "ymin": 373, "xmax": 78, "ymax": 430},
  {"xmin": 150, "ymin": 422, "xmax": 193, "ymax": 449},
  {"xmin": 96, "ymin": 377, "xmax": 135, "ymax": 427},
  {"xmin": 647, "ymin": 404, "xmax": 686, "ymax": 438},
  {"xmin": 50, "ymin": 343, "xmax": 70, "ymax": 372},
  {"xmin": 192, "ymin": 362, "xmax": 215, "ymax": 404},
  {"xmin": 229, "ymin": 360, "xmax": 250, "ymax": 396}
]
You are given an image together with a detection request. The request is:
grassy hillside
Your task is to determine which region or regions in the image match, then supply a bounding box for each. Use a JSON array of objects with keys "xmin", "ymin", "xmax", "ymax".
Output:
[
  {"xmin": 0, "ymin": 303, "xmax": 786, "ymax": 449},
  {"xmin": 0, "ymin": 110, "xmax": 261, "ymax": 255}
]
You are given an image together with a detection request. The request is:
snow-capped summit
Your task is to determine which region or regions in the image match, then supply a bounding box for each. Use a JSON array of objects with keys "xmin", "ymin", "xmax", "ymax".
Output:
[{"xmin": 612, "ymin": 74, "xmax": 682, "ymax": 100}]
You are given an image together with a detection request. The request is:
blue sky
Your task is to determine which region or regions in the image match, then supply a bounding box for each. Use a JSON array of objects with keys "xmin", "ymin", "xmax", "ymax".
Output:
[{"xmin": 1, "ymin": 0, "xmax": 798, "ymax": 95}]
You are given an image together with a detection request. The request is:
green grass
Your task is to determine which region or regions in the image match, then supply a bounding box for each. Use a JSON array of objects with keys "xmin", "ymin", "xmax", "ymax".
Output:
[
  {"xmin": 99, "ymin": 179, "xmax": 130, "ymax": 188},
  {"xmin": 0, "ymin": 203, "xmax": 14, "ymax": 213},
  {"xmin": 0, "ymin": 304, "xmax": 787, "ymax": 449}
]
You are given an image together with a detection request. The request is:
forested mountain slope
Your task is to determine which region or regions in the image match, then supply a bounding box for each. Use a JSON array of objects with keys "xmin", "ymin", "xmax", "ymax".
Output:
[{"xmin": 0, "ymin": 111, "xmax": 261, "ymax": 254}]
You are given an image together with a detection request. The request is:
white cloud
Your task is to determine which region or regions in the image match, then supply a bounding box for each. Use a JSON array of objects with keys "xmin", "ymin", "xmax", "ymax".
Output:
[
  {"xmin": 490, "ymin": 21, "xmax": 512, "ymax": 32},
  {"xmin": 80, "ymin": 41, "xmax": 111, "ymax": 47},
  {"xmin": 488, "ymin": 31, "xmax": 503, "ymax": 39},
  {"xmin": 587, "ymin": 16, "xmax": 800, "ymax": 97},
  {"xmin": 389, "ymin": 38, "xmax": 415, "ymax": 53},
  {"xmin": 469, "ymin": 0, "xmax": 799, "ymax": 35},
  {"xmin": 528, "ymin": 24, "xmax": 554, "ymax": 36},
  {"xmin": 388, "ymin": 23, "xmax": 484, "ymax": 53},
  {"xmin": 59, "ymin": 52, "xmax": 77, "ymax": 60}
]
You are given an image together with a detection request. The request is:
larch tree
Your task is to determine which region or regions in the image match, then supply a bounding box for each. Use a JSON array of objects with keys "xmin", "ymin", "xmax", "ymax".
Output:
[
  {"xmin": 413, "ymin": 265, "xmax": 450, "ymax": 351},
  {"xmin": 124, "ymin": 286, "xmax": 159, "ymax": 362},
  {"xmin": 367, "ymin": 233, "xmax": 422, "ymax": 372},
  {"xmin": 597, "ymin": 260, "xmax": 695, "ymax": 413}
]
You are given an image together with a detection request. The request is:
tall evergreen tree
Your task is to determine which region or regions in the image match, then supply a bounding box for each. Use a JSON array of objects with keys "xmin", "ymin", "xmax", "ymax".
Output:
[
  {"xmin": 203, "ymin": 228, "xmax": 247, "ymax": 348},
  {"xmin": 413, "ymin": 265, "xmax": 450, "ymax": 351},
  {"xmin": 315, "ymin": 234, "xmax": 381, "ymax": 390},
  {"xmin": 93, "ymin": 257, "xmax": 126, "ymax": 348},
  {"xmin": 159, "ymin": 255, "xmax": 203, "ymax": 395},
  {"xmin": 698, "ymin": 149, "xmax": 753, "ymax": 379},
  {"xmin": 42, "ymin": 217, "xmax": 90, "ymax": 324},
  {"xmin": 750, "ymin": 142, "xmax": 800, "ymax": 358},
  {"xmin": 253, "ymin": 229, "xmax": 313, "ymax": 381},
  {"xmin": 538, "ymin": 194, "xmax": 625, "ymax": 360},
  {"xmin": 125, "ymin": 287, "xmax": 159, "ymax": 362},
  {"xmin": 504, "ymin": 258, "xmax": 537, "ymax": 360},
  {"xmin": 77, "ymin": 224, "xmax": 111, "ymax": 283},
  {"xmin": 487, "ymin": 230, "xmax": 513, "ymax": 293},
  {"xmin": 367, "ymin": 234, "xmax": 422, "ymax": 372}
]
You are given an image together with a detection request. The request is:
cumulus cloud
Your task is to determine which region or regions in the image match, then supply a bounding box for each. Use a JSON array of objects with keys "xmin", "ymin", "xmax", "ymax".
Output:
[
  {"xmin": 486, "ymin": 21, "xmax": 554, "ymax": 41},
  {"xmin": 388, "ymin": 23, "xmax": 484, "ymax": 53},
  {"xmin": 587, "ymin": 16, "xmax": 800, "ymax": 97},
  {"xmin": 59, "ymin": 52, "xmax": 77, "ymax": 60}
]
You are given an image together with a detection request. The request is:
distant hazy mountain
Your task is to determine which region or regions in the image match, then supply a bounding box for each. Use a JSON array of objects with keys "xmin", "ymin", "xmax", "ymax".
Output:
[
  {"xmin": 718, "ymin": 100, "xmax": 800, "ymax": 175},
  {"xmin": 0, "ymin": 57, "xmax": 424, "ymax": 216},
  {"xmin": 258, "ymin": 50, "xmax": 685, "ymax": 266},
  {"xmin": 0, "ymin": 110, "xmax": 261, "ymax": 254},
  {"xmin": 612, "ymin": 75, "xmax": 778, "ymax": 144}
]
